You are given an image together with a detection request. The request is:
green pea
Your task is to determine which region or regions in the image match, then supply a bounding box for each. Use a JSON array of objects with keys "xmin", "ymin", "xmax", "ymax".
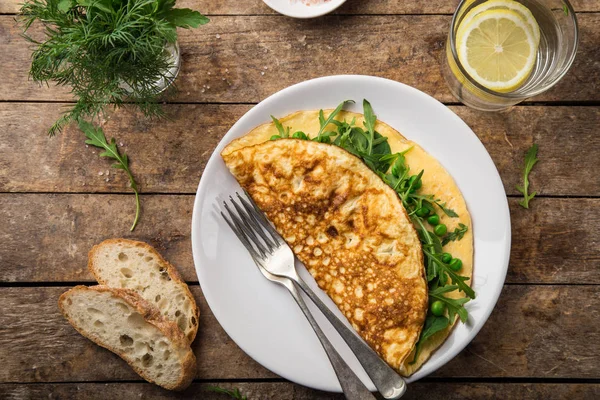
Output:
[
  {"xmin": 409, "ymin": 175, "xmax": 422, "ymax": 190},
  {"xmin": 270, "ymin": 135, "xmax": 281, "ymax": 141},
  {"xmin": 292, "ymin": 131, "xmax": 308, "ymax": 140},
  {"xmin": 441, "ymin": 252, "xmax": 452, "ymax": 264},
  {"xmin": 430, "ymin": 300, "xmax": 446, "ymax": 316},
  {"xmin": 415, "ymin": 207, "xmax": 430, "ymax": 217},
  {"xmin": 427, "ymin": 214, "xmax": 440, "ymax": 226},
  {"xmin": 449, "ymin": 258, "xmax": 463, "ymax": 271},
  {"xmin": 434, "ymin": 224, "xmax": 447, "ymax": 236}
]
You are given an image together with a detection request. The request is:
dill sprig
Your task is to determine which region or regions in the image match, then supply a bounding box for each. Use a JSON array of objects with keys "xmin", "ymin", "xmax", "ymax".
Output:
[{"xmin": 20, "ymin": 0, "xmax": 209, "ymax": 136}]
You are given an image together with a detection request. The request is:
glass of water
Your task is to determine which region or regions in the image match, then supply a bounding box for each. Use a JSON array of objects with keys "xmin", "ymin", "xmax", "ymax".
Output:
[{"xmin": 442, "ymin": 0, "xmax": 579, "ymax": 111}]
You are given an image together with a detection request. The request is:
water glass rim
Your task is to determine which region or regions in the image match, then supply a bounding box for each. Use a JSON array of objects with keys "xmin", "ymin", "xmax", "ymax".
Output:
[{"xmin": 448, "ymin": 0, "xmax": 580, "ymax": 99}]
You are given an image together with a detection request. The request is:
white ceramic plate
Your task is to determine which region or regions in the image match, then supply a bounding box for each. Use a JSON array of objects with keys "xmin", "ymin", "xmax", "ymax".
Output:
[
  {"xmin": 191, "ymin": 75, "xmax": 511, "ymax": 392},
  {"xmin": 262, "ymin": 0, "xmax": 347, "ymax": 18}
]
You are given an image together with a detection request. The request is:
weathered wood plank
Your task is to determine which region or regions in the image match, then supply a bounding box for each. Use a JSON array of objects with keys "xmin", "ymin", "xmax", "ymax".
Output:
[
  {"xmin": 1, "ymin": 195, "xmax": 598, "ymax": 284},
  {"xmin": 1, "ymin": 382, "xmax": 599, "ymax": 400},
  {"xmin": 1, "ymin": 104, "xmax": 598, "ymax": 196},
  {"xmin": 3, "ymin": 0, "xmax": 600, "ymax": 14},
  {"xmin": 1, "ymin": 14, "xmax": 598, "ymax": 103},
  {"xmin": 0, "ymin": 285, "xmax": 598, "ymax": 382},
  {"xmin": 0, "ymin": 286, "xmax": 277, "ymax": 382}
]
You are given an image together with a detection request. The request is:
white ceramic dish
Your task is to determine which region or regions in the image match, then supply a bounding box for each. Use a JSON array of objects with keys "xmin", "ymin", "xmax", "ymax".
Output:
[
  {"xmin": 191, "ymin": 75, "xmax": 511, "ymax": 393},
  {"xmin": 262, "ymin": 0, "xmax": 347, "ymax": 18}
]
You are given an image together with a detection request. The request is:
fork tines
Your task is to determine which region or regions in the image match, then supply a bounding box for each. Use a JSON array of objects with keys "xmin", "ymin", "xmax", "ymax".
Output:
[{"xmin": 220, "ymin": 192, "xmax": 282, "ymax": 261}]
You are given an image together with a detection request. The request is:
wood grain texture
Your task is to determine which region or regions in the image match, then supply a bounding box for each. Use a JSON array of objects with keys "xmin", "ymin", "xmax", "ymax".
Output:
[
  {"xmin": 0, "ymin": 285, "xmax": 598, "ymax": 383},
  {"xmin": 1, "ymin": 14, "xmax": 598, "ymax": 103},
  {"xmin": 1, "ymin": 104, "xmax": 599, "ymax": 196},
  {"xmin": 3, "ymin": 0, "xmax": 600, "ymax": 14},
  {"xmin": 0, "ymin": 286, "xmax": 276, "ymax": 382},
  {"xmin": 1, "ymin": 194, "xmax": 598, "ymax": 284},
  {"xmin": 1, "ymin": 382, "xmax": 599, "ymax": 400}
]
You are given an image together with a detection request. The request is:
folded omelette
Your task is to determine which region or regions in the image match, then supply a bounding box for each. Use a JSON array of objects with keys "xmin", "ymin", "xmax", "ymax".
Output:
[{"xmin": 221, "ymin": 110, "xmax": 473, "ymax": 375}]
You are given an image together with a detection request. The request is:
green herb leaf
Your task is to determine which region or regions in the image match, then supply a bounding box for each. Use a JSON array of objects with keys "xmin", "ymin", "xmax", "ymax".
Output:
[
  {"xmin": 57, "ymin": 0, "xmax": 72, "ymax": 12},
  {"xmin": 79, "ymin": 120, "xmax": 141, "ymax": 231},
  {"xmin": 317, "ymin": 100, "xmax": 354, "ymax": 140},
  {"xmin": 409, "ymin": 315, "xmax": 449, "ymax": 364},
  {"xmin": 562, "ymin": 3, "xmax": 569, "ymax": 15},
  {"xmin": 442, "ymin": 223, "xmax": 468, "ymax": 246},
  {"xmin": 391, "ymin": 153, "xmax": 407, "ymax": 178},
  {"xmin": 271, "ymin": 115, "xmax": 290, "ymax": 138},
  {"xmin": 75, "ymin": 0, "xmax": 112, "ymax": 13},
  {"xmin": 516, "ymin": 143, "xmax": 539, "ymax": 209},
  {"xmin": 206, "ymin": 386, "xmax": 247, "ymax": 400},
  {"xmin": 429, "ymin": 285, "xmax": 470, "ymax": 323},
  {"xmin": 363, "ymin": 99, "xmax": 376, "ymax": 154},
  {"xmin": 164, "ymin": 8, "xmax": 209, "ymax": 28},
  {"xmin": 20, "ymin": 0, "xmax": 209, "ymax": 135},
  {"xmin": 435, "ymin": 201, "xmax": 459, "ymax": 218},
  {"xmin": 424, "ymin": 249, "xmax": 475, "ymax": 299}
]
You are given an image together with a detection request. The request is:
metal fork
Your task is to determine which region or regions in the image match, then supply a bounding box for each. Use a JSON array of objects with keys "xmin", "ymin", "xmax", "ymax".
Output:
[
  {"xmin": 221, "ymin": 192, "xmax": 407, "ymax": 399},
  {"xmin": 221, "ymin": 197, "xmax": 377, "ymax": 400}
]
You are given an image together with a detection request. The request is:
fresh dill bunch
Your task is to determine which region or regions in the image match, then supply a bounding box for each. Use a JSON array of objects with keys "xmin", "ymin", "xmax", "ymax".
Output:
[{"xmin": 20, "ymin": 0, "xmax": 209, "ymax": 136}]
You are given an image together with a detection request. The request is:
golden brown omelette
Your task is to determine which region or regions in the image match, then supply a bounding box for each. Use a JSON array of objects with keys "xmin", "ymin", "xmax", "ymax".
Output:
[
  {"xmin": 221, "ymin": 109, "xmax": 473, "ymax": 375},
  {"xmin": 222, "ymin": 139, "xmax": 429, "ymax": 370}
]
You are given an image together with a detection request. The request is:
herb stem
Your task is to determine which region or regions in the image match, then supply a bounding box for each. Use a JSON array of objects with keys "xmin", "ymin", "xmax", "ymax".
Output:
[{"xmin": 130, "ymin": 181, "xmax": 141, "ymax": 232}]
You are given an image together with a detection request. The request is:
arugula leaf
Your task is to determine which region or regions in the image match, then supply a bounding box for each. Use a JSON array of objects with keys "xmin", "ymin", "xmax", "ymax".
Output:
[
  {"xmin": 362, "ymin": 99, "xmax": 377, "ymax": 154},
  {"xmin": 163, "ymin": 8, "xmax": 210, "ymax": 28},
  {"xmin": 434, "ymin": 201, "xmax": 459, "ymax": 218},
  {"xmin": 442, "ymin": 223, "xmax": 468, "ymax": 246},
  {"xmin": 516, "ymin": 143, "xmax": 539, "ymax": 209},
  {"xmin": 79, "ymin": 120, "xmax": 141, "ymax": 231},
  {"xmin": 317, "ymin": 100, "xmax": 354, "ymax": 140},
  {"xmin": 424, "ymin": 249, "xmax": 475, "ymax": 299},
  {"xmin": 412, "ymin": 217, "xmax": 442, "ymax": 282},
  {"xmin": 271, "ymin": 115, "xmax": 290, "ymax": 138},
  {"xmin": 429, "ymin": 285, "xmax": 470, "ymax": 323},
  {"xmin": 206, "ymin": 386, "xmax": 247, "ymax": 400},
  {"xmin": 409, "ymin": 315, "xmax": 449, "ymax": 364},
  {"xmin": 562, "ymin": 3, "xmax": 569, "ymax": 15},
  {"xmin": 391, "ymin": 153, "xmax": 407, "ymax": 178}
]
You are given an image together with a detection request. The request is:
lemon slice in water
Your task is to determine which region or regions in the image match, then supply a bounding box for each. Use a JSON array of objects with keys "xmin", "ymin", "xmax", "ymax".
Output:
[
  {"xmin": 457, "ymin": 0, "xmax": 541, "ymax": 46},
  {"xmin": 456, "ymin": 9, "xmax": 538, "ymax": 92}
]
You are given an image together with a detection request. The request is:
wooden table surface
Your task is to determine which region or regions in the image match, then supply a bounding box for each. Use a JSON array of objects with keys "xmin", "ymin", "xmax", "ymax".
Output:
[{"xmin": 1, "ymin": 0, "xmax": 599, "ymax": 399}]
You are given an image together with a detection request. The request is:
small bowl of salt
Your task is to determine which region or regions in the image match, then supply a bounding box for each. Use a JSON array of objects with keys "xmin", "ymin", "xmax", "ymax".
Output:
[{"xmin": 262, "ymin": 0, "xmax": 347, "ymax": 18}]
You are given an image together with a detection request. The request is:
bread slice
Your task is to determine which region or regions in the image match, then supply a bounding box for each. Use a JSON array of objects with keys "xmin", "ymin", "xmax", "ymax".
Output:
[
  {"xmin": 88, "ymin": 239, "xmax": 199, "ymax": 343},
  {"xmin": 59, "ymin": 286, "xmax": 196, "ymax": 391}
]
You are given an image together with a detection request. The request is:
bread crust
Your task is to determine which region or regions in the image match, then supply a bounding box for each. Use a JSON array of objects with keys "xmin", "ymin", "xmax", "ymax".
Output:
[
  {"xmin": 58, "ymin": 285, "xmax": 196, "ymax": 391},
  {"xmin": 87, "ymin": 238, "xmax": 200, "ymax": 343}
]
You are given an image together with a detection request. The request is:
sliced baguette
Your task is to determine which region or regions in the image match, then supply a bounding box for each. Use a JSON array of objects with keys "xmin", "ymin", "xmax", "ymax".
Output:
[
  {"xmin": 58, "ymin": 285, "xmax": 196, "ymax": 391},
  {"xmin": 88, "ymin": 239, "xmax": 199, "ymax": 343}
]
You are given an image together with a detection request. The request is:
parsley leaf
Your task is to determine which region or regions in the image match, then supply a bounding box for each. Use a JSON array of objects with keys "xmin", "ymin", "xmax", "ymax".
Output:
[
  {"xmin": 163, "ymin": 8, "xmax": 210, "ymax": 29},
  {"xmin": 516, "ymin": 143, "xmax": 539, "ymax": 209},
  {"xmin": 79, "ymin": 120, "xmax": 141, "ymax": 231},
  {"xmin": 442, "ymin": 223, "xmax": 468, "ymax": 246}
]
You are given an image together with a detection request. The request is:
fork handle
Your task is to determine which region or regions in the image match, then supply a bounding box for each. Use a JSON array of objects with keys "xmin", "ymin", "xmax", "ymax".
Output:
[
  {"xmin": 295, "ymin": 278, "xmax": 407, "ymax": 399},
  {"xmin": 286, "ymin": 281, "xmax": 376, "ymax": 400}
]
